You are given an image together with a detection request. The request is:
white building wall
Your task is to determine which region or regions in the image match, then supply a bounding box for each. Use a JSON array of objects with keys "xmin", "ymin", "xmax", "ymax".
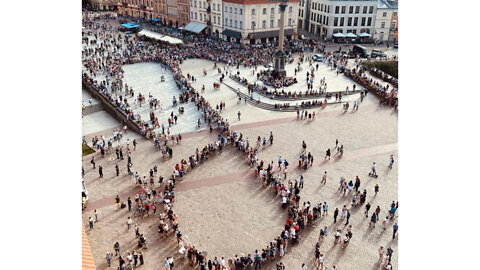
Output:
[
  {"xmin": 189, "ymin": 0, "xmax": 223, "ymax": 36},
  {"xmin": 373, "ymin": 8, "xmax": 393, "ymax": 42},
  {"xmin": 302, "ymin": 0, "xmax": 377, "ymax": 40},
  {"xmin": 222, "ymin": 2, "xmax": 299, "ymax": 43}
]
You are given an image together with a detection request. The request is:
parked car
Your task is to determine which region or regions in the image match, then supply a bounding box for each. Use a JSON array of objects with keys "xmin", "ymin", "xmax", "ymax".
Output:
[{"xmin": 371, "ymin": 49, "xmax": 386, "ymax": 58}]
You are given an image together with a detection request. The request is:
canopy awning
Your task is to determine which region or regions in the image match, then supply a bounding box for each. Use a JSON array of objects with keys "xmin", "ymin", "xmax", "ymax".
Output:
[
  {"xmin": 222, "ymin": 29, "xmax": 242, "ymax": 39},
  {"xmin": 358, "ymin": 32, "xmax": 371, "ymax": 37},
  {"xmin": 121, "ymin": 23, "xmax": 140, "ymax": 29},
  {"xmin": 249, "ymin": 29, "xmax": 294, "ymax": 39},
  {"xmin": 184, "ymin": 22, "xmax": 207, "ymax": 34},
  {"xmin": 345, "ymin": 33, "xmax": 357, "ymax": 38},
  {"xmin": 160, "ymin": 36, "xmax": 183, "ymax": 44},
  {"xmin": 138, "ymin": 29, "xmax": 183, "ymax": 44},
  {"xmin": 333, "ymin": 33, "xmax": 346, "ymax": 38},
  {"xmin": 138, "ymin": 29, "xmax": 164, "ymax": 40}
]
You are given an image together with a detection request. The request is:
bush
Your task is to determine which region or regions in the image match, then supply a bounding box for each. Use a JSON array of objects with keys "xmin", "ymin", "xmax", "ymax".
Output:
[{"xmin": 362, "ymin": 61, "xmax": 398, "ymax": 78}]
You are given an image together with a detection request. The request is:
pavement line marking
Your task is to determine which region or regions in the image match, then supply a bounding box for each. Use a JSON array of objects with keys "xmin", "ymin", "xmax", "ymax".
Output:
[{"xmin": 83, "ymin": 141, "xmax": 397, "ymax": 211}]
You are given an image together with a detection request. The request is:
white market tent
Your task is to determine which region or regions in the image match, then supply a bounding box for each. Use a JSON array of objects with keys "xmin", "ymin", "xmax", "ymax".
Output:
[
  {"xmin": 333, "ymin": 33, "xmax": 346, "ymax": 38},
  {"xmin": 345, "ymin": 33, "xmax": 357, "ymax": 38},
  {"xmin": 138, "ymin": 29, "xmax": 183, "ymax": 45},
  {"xmin": 358, "ymin": 32, "xmax": 371, "ymax": 37}
]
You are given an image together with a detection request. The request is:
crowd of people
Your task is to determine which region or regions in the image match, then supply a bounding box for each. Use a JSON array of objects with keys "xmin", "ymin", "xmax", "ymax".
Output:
[
  {"xmin": 83, "ymin": 11, "xmax": 398, "ymax": 270},
  {"xmin": 344, "ymin": 68, "xmax": 398, "ymax": 109}
]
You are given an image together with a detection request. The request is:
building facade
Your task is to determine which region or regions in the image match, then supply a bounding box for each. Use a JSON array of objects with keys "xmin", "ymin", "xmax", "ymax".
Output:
[
  {"xmin": 117, "ymin": 0, "xmax": 189, "ymax": 27},
  {"xmin": 373, "ymin": 0, "xmax": 397, "ymax": 43},
  {"xmin": 298, "ymin": 0, "xmax": 378, "ymax": 41},
  {"xmin": 88, "ymin": 0, "xmax": 118, "ymax": 10},
  {"xmin": 220, "ymin": 0, "xmax": 299, "ymax": 44},
  {"xmin": 189, "ymin": 0, "xmax": 223, "ymax": 37}
]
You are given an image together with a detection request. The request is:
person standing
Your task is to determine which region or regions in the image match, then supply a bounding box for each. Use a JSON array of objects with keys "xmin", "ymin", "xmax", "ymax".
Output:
[
  {"xmin": 106, "ymin": 252, "xmax": 112, "ymax": 267},
  {"xmin": 323, "ymin": 202, "xmax": 328, "ymax": 216},
  {"xmin": 99, "ymin": 166, "xmax": 103, "ymax": 178},
  {"xmin": 374, "ymin": 184, "xmax": 379, "ymax": 196},
  {"xmin": 91, "ymin": 156, "xmax": 95, "ymax": 169},
  {"xmin": 333, "ymin": 208, "xmax": 339, "ymax": 223},
  {"xmin": 127, "ymin": 217, "xmax": 132, "ymax": 230},
  {"xmin": 88, "ymin": 217, "xmax": 94, "ymax": 230},
  {"xmin": 127, "ymin": 197, "xmax": 132, "ymax": 212},
  {"xmin": 392, "ymin": 223, "xmax": 398, "ymax": 239},
  {"xmin": 94, "ymin": 209, "xmax": 98, "ymax": 222},
  {"xmin": 114, "ymin": 242, "xmax": 120, "ymax": 256},
  {"xmin": 133, "ymin": 139, "xmax": 137, "ymax": 151},
  {"xmin": 345, "ymin": 210, "xmax": 351, "ymax": 225},
  {"xmin": 299, "ymin": 175, "xmax": 304, "ymax": 189},
  {"xmin": 116, "ymin": 164, "xmax": 119, "ymax": 176},
  {"xmin": 164, "ymin": 257, "xmax": 171, "ymax": 270},
  {"xmin": 237, "ymin": 111, "xmax": 241, "ymax": 121}
]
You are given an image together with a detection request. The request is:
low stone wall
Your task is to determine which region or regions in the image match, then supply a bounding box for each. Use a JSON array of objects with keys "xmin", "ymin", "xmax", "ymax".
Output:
[
  {"xmin": 82, "ymin": 80, "xmax": 142, "ymax": 134},
  {"xmin": 82, "ymin": 103, "xmax": 103, "ymax": 116}
]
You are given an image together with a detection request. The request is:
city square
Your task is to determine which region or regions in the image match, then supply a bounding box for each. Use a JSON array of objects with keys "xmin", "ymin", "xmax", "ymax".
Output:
[{"xmin": 81, "ymin": 2, "xmax": 398, "ymax": 270}]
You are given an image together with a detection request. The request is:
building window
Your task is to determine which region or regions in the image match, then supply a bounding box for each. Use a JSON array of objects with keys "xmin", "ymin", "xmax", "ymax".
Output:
[
  {"xmin": 262, "ymin": 20, "xmax": 266, "ymax": 28},
  {"xmin": 340, "ymin": 17, "xmax": 344, "ymax": 26},
  {"xmin": 383, "ymin": 12, "xmax": 387, "ymax": 17},
  {"xmin": 369, "ymin": 6, "xmax": 374, "ymax": 14},
  {"xmin": 393, "ymin": 12, "xmax": 397, "ymax": 17},
  {"xmin": 270, "ymin": 20, "xmax": 274, "ymax": 28},
  {"xmin": 218, "ymin": 4, "xmax": 220, "ymax": 11},
  {"xmin": 191, "ymin": 12, "xmax": 193, "ymax": 18},
  {"xmin": 278, "ymin": 19, "xmax": 280, "ymax": 27},
  {"xmin": 347, "ymin": 17, "xmax": 352, "ymax": 26},
  {"xmin": 361, "ymin": 17, "xmax": 366, "ymax": 26},
  {"xmin": 213, "ymin": 4, "xmax": 215, "ymax": 11},
  {"xmin": 230, "ymin": 19, "xmax": 233, "ymax": 27},
  {"xmin": 354, "ymin": 17, "xmax": 358, "ymax": 26},
  {"xmin": 363, "ymin": 6, "xmax": 367, "ymax": 13},
  {"xmin": 271, "ymin": 7, "xmax": 274, "ymax": 14},
  {"xmin": 263, "ymin": 8, "xmax": 267, "ymax": 14},
  {"xmin": 334, "ymin": 17, "xmax": 338, "ymax": 26},
  {"xmin": 367, "ymin": 17, "xmax": 372, "ymax": 26},
  {"xmin": 230, "ymin": 7, "xmax": 232, "ymax": 13},
  {"xmin": 235, "ymin": 20, "xmax": 237, "ymax": 28},
  {"xmin": 194, "ymin": 0, "xmax": 196, "ymax": 7},
  {"xmin": 289, "ymin": 6, "xmax": 292, "ymax": 13},
  {"xmin": 252, "ymin": 9, "xmax": 256, "ymax": 15},
  {"xmin": 251, "ymin": 21, "xmax": 255, "ymax": 29},
  {"xmin": 381, "ymin": 21, "xmax": 385, "ymax": 28},
  {"xmin": 213, "ymin": 16, "xmax": 216, "ymax": 24},
  {"xmin": 341, "ymin": 6, "xmax": 346, "ymax": 14},
  {"xmin": 355, "ymin": 6, "xmax": 359, "ymax": 14},
  {"xmin": 190, "ymin": 0, "xmax": 193, "ymax": 7},
  {"xmin": 321, "ymin": 4, "xmax": 323, "ymax": 12},
  {"xmin": 288, "ymin": 18, "xmax": 292, "ymax": 26},
  {"xmin": 240, "ymin": 8, "xmax": 243, "ymax": 15},
  {"xmin": 392, "ymin": 21, "xmax": 397, "ymax": 29},
  {"xmin": 224, "ymin": 6, "xmax": 227, "ymax": 12},
  {"xmin": 195, "ymin": 13, "xmax": 198, "ymax": 19},
  {"xmin": 240, "ymin": 21, "xmax": 243, "ymax": 29},
  {"xmin": 234, "ymin": 8, "xmax": 237, "ymax": 14},
  {"xmin": 335, "ymin": 6, "xmax": 339, "ymax": 14}
]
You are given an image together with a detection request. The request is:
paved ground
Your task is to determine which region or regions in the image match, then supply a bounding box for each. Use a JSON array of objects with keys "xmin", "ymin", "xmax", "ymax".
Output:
[
  {"xmin": 83, "ymin": 88, "xmax": 398, "ymax": 270},
  {"xmin": 82, "ymin": 17, "xmax": 398, "ymax": 270}
]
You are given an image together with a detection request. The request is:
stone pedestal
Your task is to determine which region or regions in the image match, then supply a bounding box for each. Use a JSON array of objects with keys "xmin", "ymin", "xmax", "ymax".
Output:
[{"xmin": 274, "ymin": 51, "xmax": 287, "ymax": 77}]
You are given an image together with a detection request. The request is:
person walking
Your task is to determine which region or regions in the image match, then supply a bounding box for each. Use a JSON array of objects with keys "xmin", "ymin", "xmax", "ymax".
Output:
[
  {"xmin": 94, "ymin": 209, "xmax": 99, "ymax": 222},
  {"xmin": 114, "ymin": 242, "xmax": 120, "ymax": 256},
  {"xmin": 116, "ymin": 164, "xmax": 119, "ymax": 176},
  {"xmin": 106, "ymin": 252, "xmax": 112, "ymax": 267},
  {"xmin": 99, "ymin": 166, "xmax": 103, "ymax": 178},
  {"xmin": 237, "ymin": 111, "xmax": 241, "ymax": 121},
  {"xmin": 91, "ymin": 156, "xmax": 95, "ymax": 169},
  {"xmin": 321, "ymin": 171, "xmax": 327, "ymax": 185},
  {"xmin": 133, "ymin": 139, "xmax": 137, "ymax": 151},
  {"xmin": 365, "ymin": 203, "xmax": 371, "ymax": 218},
  {"xmin": 392, "ymin": 223, "xmax": 398, "ymax": 239},
  {"xmin": 299, "ymin": 175, "xmax": 304, "ymax": 189}
]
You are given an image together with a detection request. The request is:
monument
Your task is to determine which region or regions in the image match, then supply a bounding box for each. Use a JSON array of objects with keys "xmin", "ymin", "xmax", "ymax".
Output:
[{"xmin": 273, "ymin": 0, "xmax": 288, "ymax": 78}]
